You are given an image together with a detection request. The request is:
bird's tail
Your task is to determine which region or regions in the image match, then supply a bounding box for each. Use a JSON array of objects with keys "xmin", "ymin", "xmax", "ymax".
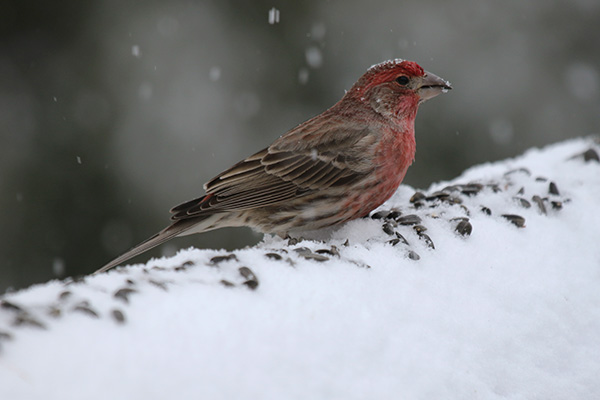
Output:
[{"xmin": 93, "ymin": 217, "xmax": 211, "ymax": 275}]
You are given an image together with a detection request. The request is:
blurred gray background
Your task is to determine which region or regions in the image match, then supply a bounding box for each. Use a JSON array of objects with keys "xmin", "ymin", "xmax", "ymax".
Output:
[{"xmin": 2, "ymin": 0, "xmax": 599, "ymax": 292}]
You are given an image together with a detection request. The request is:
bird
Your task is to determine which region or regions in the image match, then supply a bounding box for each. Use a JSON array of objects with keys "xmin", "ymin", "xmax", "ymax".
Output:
[{"xmin": 94, "ymin": 59, "xmax": 451, "ymax": 274}]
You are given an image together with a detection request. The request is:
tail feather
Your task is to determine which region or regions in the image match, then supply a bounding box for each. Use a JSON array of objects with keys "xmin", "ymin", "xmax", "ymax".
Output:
[{"xmin": 93, "ymin": 218, "xmax": 205, "ymax": 275}]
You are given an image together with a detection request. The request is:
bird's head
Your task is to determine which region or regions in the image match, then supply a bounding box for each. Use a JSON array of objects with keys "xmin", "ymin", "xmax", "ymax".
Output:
[{"xmin": 351, "ymin": 59, "xmax": 452, "ymax": 119}]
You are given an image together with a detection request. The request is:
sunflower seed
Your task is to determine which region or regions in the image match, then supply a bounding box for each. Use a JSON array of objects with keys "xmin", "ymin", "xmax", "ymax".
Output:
[
  {"xmin": 303, "ymin": 253, "xmax": 330, "ymax": 262},
  {"xmin": 13, "ymin": 314, "xmax": 46, "ymax": 329},
  {"xmin": 210, "ymin": 254, "xmax": 238, "ymax": 266},
  {"xmin": 293, "ymin": 247, "xmax": 312, "ymax": 256},
  {"xmin": 239, "ymin": 267, "xmax": 259, "ymax": 290},
  {"xmin": 0, "ymin": 331, "xmax": 12, "ymax": 341},
  {"xmin": 531, "ymin": 195, "xmax": 547, "ymax": 215},
  {"xmin": 502, "ymin": 214, "xmax": 526, "ymax": 228},
  {"xmin": 398, "ymin": 214, "xmax": 422, "ymax": 225},
  {"xmin": 407, "ymin": 251, "xmax": 420, "ymax": 260},
  {"xmin": 583, "ymin": 148, "xmax": 600, "ymax": 162},
  {"xmin": 413, "ymin": 225, "xmax": 427, "ymax": 233},
  {"xmin": 112, "ymin": 309, "xmax": 126, "ymax": 324},
  {"xmin": 513, "ymin": 197, "xmax": 531, "ymax": 208},
  {"xmin": 1, "ymin": 300, "xmax": 22, "ymax": 312},
  {"xmin": 395, "ymin": 232, "xmax": 409, "ymax": 245},
  {"xmin": 410, "ymin": 192, "xmax": 426, "ymax": 203},
  {"xmin": 114, "ymin": 287, "xmax": 137, "ymax": 303},
  {"xmin": 549, "ymin": 182, "xmax": 560, "ymax": 195},
  {"xmin": 418, "ymin": 233, "xmax": 435, "ymax": 249},
  {"xmin": 265, "ymin": 252, "xmax": 283, "ymax": 260},
  {"xmin": 370, "ymin": 211, "xmax": 388, "ymax": 219},
  {"xmin": 454, "ymin": 220, "xmax": 473, "ymax": 237},
  {"xmin": 387, "ymin": 210, "xmax": 402, "ymax": 220},
  {"xmin": 149, "ymin": 279, "xmax": 168, "ymax": 291},
  {"xmin": 382, "ymin": 222, "xmax": 395, "ymax": 236},
  {"xmin": 426, "ymin": 191, "xmax": 450, "ymax": 202},
  {"xmin": 73, "ymin": 302, "xmax": 99, "ymax": 318}
]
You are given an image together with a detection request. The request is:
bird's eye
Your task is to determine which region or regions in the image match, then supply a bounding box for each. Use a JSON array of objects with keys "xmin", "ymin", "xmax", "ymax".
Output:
[{"xmin": 396, "ymin": 76, "xmax": 410, "ymax": 86}]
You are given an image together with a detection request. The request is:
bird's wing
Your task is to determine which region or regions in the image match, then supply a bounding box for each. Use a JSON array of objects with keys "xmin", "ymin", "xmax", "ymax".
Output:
[{"xmin": 170, "ymin": 123, "xmax": 378, "ymax": 220}]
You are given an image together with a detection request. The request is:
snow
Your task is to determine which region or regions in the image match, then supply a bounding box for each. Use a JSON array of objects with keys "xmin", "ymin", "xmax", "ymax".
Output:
[
  {"xmin": 1, "ymin": 138, "xmax": 600, "ymax": 399},
  {"xmin": 268, "ymin": 8, "xmax": 280, "ymax": 25}
]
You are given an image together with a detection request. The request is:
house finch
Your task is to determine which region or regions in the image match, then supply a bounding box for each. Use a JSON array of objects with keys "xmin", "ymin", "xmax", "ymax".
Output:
[{"xmin": 95, "ymin": 59, "xmax": 451, "ymax": 274}]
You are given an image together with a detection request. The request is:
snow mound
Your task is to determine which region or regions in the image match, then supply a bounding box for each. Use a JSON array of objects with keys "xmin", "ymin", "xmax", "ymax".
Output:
[{"xmin": 1, "ymin": 138, "xmax": 600, "ymax": 400}]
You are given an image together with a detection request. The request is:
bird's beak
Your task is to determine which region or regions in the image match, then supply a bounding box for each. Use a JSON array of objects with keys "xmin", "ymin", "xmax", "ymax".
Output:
[{"xmin": 418, "ymin": 71, "xmax": 452, "ymax": 103}]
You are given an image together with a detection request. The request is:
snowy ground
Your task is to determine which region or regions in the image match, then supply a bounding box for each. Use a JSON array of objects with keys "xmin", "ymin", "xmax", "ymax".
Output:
[{"xmin": 1, "ymin": 137, "xmax": 599, "ymax": 400}]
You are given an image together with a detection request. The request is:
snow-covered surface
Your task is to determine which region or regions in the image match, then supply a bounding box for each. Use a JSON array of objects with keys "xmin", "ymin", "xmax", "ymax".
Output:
[{"xmin": 1, "ymin": 138, "xmax": 599, "ymax": 400}]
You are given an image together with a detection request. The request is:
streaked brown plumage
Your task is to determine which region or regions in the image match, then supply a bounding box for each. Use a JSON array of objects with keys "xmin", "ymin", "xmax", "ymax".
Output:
[{"xmin": 94, "ymin": 59, "xmax": 451, "ymax": 274}]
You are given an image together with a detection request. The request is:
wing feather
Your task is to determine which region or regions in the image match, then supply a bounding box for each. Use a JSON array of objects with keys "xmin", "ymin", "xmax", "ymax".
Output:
[{"xmin": 170, "ymin": 121, "xmax": 379, "ymax": 220}]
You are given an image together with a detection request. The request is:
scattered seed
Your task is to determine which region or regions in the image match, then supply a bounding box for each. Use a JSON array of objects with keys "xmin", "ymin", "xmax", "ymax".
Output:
[
  {"xmin": 293, "ymin": 247, "xmax": 313, "ymax": 256},
  {"xmin": 210, "ymin": 254, "xmax": 238, "ymax": 266},
  {"xmin": 444, "ymin": 196, "xmax": 463, "ymax": 204},
  {"xmin": 220, "ymin": 279, "xmax": 235, "ymax": 287},
  {"xmin": 149, "ymin": 279, "xmax": 168, "ymax": 291},
  {"xmin": 316, "ymin": 247, "xmax": 340, "ymax": 257},
  {"xmin": 413, "ymin": 224, "xmax": 427, "ymax": 233},
  {"xmin": 410, "ymin": 192, "xmax": 426, "ymax": 203},
  {"xmin": 112, "ymin": 309, "xmax": 126, "ymax": 324},
  {"xmin": 487, "ymin": 183, "xmax": 502, "ymax": 193},
  {"xmin": 342, "ymin": 239, "xmax": 349, "ymax": 247},
  {"xmin": 549, "ymin": 182, "xmax": 560, "ymax": 195},
  {"xmin": 459, "ymin": 205, "xmax": 471, "ymax": 216},
  {"xmin": 418, "ymin": 233, "xmax": 435, "ymax": 249},
  {"xmin": 398, "ymin": 214, "xmax": 422, "ymax": 225},
  {"xmin": 0, "ymin": 331, "xmax": 12, "ymax": 341},
  {"xmin": 516, "ymin": 187, "xmax": 525, "ymax": 195},
  {"xmin": 382, "ymin": 222, "xmax": 395, "ymax": 236},
  {"xmin": 535, "ymin": 176, "xmax": 548, "ymax": 182},
  {"xmin": 583, "ymin": 148, "xmax": 600, "ymax": 162},
  {"xmin": 388, "ymin": 238, "xmax": 400, "ymax": 246},
  {"xmin": 370, "ymin": 211, "xmax": 388, "ymax": 219},
  {"xmin": 303, "ymin": 253, "xmax": 330, "ymax": 262},
  {"xmin": 387, "ymin": 210, "xmax": 402, "ymax": 220},
  {"xmin": 72, "ymin": 303, "xmax": 99, "ymax": 318},
  {"xmin": 426, "ymin": 191, "xmax": 450, "ymax": 202},
  {"xmin": 395, "ymin": 232, "xmax": 409, "ymax": 245},
  {"xmin": 126, "ymin": 279, "xmax": 136, "ymax": 286},
  {"xmin": 181, "ymin": 260, "xmax": 195, "ymax": 268},
  {"xmin": 58, "ymin": 290, "xmax": 72, "ymax": 300},
  {"xmin": 114, "ymin": 287, "xmax": 138, "ymax": 303},
  {"xmin": 412, "ymin": 200, "xmax": 425, "ymax": 209},
  {"xmin": 265, "ymin": 252, "xmax": 283, "ymax": 260},
  {"xmin": 480, "ymin": 206, "xmax": 492, "ymax": 215},
  {"xmin": 460, "ymin": 183, "xmax": 484, "ymax": 196},
  {"xmin": 407, "ymin": 251, "xmax": 420, "ymax": 260},
  {"xmin": 502, "ymin": 214, "xmax": 526, "ymax": 228},
  {"xmin": 287, "ymin": 237, "xmax": 299, "ymax": 246},
  {"xmin": 239, "ymin": 267, "xmax": 259, "ymax": 290},
  {"xmin": 454, "ymin": 220, "xmax": 473, "ymax": 237},
  {"xmin": 1, "ymin": 300, "xmax": 23, "ymax": 312},
  {"xmin": 513, "ymin": 197, "xmax": 531, "ymax": 208},
  {"xmin": 13, "ymin": 314, "xmax": 46, "ymax": 329},
  {"xmin": 531, "ymin": 195, "xmax": 547, "ymax": 215},
  {"xmin": 551, "ymin": 201, "xmax": 563, "ymax": 210}
]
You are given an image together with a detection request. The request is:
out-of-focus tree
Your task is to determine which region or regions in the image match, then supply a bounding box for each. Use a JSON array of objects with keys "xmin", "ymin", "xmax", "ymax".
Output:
[{"xmin": 1, "ymin": 0, "xmax": 599, "ymax": 292}]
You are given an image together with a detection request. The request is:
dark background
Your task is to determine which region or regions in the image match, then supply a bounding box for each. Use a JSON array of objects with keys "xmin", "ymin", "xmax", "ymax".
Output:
[{"xmin": 2, "ymin": 0, "xmax": 599, "ymax": 292}]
